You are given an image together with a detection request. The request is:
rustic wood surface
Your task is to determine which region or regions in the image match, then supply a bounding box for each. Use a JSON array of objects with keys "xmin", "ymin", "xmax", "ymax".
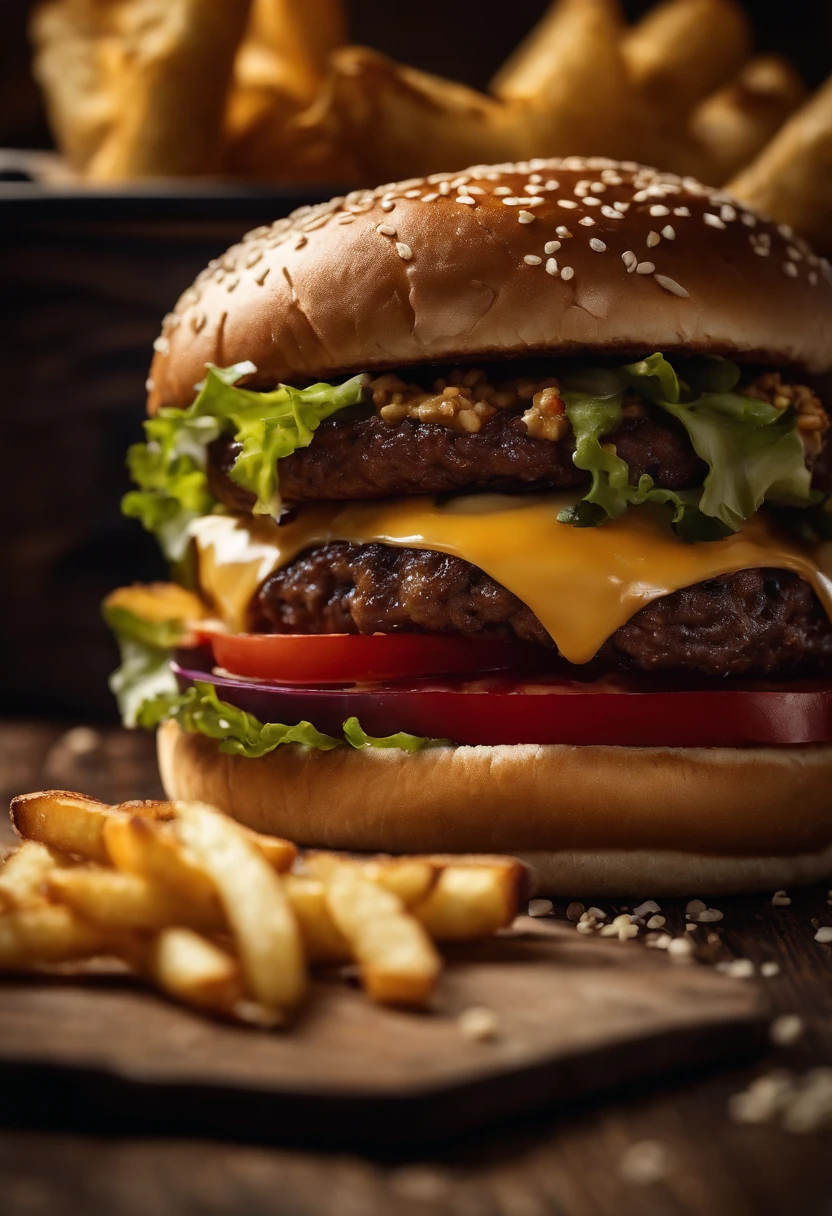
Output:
[{"xmin": 1, "ymin": 719, "xmax": 831, "ymax": 1215}]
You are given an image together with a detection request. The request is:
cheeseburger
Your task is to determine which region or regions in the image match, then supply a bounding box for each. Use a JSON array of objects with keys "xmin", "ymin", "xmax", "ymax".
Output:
[{"xmin": 106, "ymin": 158, "xmax": 832, "ymax": 896}]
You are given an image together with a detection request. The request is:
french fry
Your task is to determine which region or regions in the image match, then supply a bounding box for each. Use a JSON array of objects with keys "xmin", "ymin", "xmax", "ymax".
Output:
[
  {"xmin": 491, "ymin": 0, "xmax": 647, "ymax": 159},
  {"xmin": 11, "ymin": 791, "xmax": 117, "ymax": 863},
  {"xmin": 0, "ymin": 904, "xmax": 117, "ymax": 968},
  {"xmin": 284, "ymin": 874, "xmax": 350, "ymax": 964},
  {"xmin": 46, "ymin": 867, "xmax": 224, "ymax": 933},
  {"xmin": 690, "ymin": 56, "xmax": 807, "ymax": 185},
  {"xmin": 141, "ymin": 928, "xmax": 254, "ymax": 1019},
  {"xmin": 413, "ymin": 865, "xmax": 521, "ymax": 940},
  {"xmin": 303, "ymin": 47, "xmax": 520, "ymax": 182},
  {"xmin": 361, "ymin": 858, "xmax": 436, "ymax": 909},
  {"xmin": 728, "ymin": 76, "xmax": 832, "ymax": 257},
  {"xmin": 323, "ymin": 862, "xmax": 441, "ymax": 1007},
  {"xmin": 174, "ymin": 803, "xmax": 307, "ymax": 1012},
  {"xmin": 0, "ymin": 842, "xmax": 68, "ymax": 911},
  {"xmin": 623, "ymin": 0, "xmax": 751, "ymax": 124},
  {"xmin": 103, "ymin": 816, "xmax": 220, "ymax": 910},
  {"xmin": 29, "ymin": 0, "xmax": 121, "ymax": 171}
]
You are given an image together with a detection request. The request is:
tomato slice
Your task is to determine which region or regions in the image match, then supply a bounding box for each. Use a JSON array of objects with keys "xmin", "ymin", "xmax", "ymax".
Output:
[
  {"xmin": 211, "ymin": 632, "xmax": 540, "ymax": 685},
  {"xmin": 174, "ymin": 656, "xmax": 832, "ymax": 748}
]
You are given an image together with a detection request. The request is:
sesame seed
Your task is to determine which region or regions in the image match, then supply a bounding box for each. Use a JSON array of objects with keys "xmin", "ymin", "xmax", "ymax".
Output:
[
  {"xmin": 523, "ymin": 196, "xmax": 546, "ymax": 206},
  {"xmin": 589, "ymin": 238, "xmax": 607, "ymax": 252},
  {"xmin": 560, "ymin": 266, "xmax": 574, "ymax": 281},
  {"xmin": 528, "ymin": 173, "xmax": 543, "ymax": 184},
  {"xmin": 647, "ymin": 231, "xmax": 660, "ymax": 247},
  {"xmin": 662, "ymin": 225, "xmax": 676, "ymax": 240},
  {"xmin": 337, "ymin": 213, "xmax": 356, "ymax": 225},
  {"xmin": 458, "ymin": 1006, "xmax": 499, "ymax": 1042},
  {"xmin": 518, "ymin": 210, "xmax": 535, "ymax": 224},
  {"xmin": 654, "ymin": 274, "xmax": 690, "ymax": 297},
  {"xmin": 546, "ymin": 257, "xmax": 559, "ymax": 275},
  {"xmin": 501, "ymin": 197, "xmax": 521, "ymax": 206},
  {"xmin": 493, "ymin": 186, "xmax": 512, "ymax": 195},
  {"xmin": 556, "ymin": 226, "xmax": 572, "ymax": 238},
  {"xmin": 583, "ymin": 196, "xmax": 601, "ymax": 207},
  {"xmin": 545, "ymin": 179, "xmax": 560, "ymax": 190},
  {"xmin": 558, "ymin": 199, "xmax": 578, "ymax": 209},
  {"xmin": 395, "ymin": 242, "xmax": 413, "ymax": 260},
  {"xmin": 810, "ymin": 271, "xmax": 819, "ymax": 285},
  {"xmin": 704, "ymin": 213, "xmax": 726, "ymax": 229},
  {"xmin": 636, "ymin": 261, "xmax": 655, "ymax": 274},
  {"xmin": 720, "ymin": 204, "xmax": 737, "ymax": 222},
  {"xmin": 438, "ymin": 182, "xmax": 451, "ymax": 196},
  {"xmin": 456, "ymin": 195, "xmax": 477, "ymax": 205},
  {"xmin": 524, "ymin": 255, "xmax": 542, "ymax": 265},
  {"xmin": 600, "ymin": 206, "xmax": 623, "ymax": 220},
  {"xmin": 614, "ymin": 201, "xmax": 630, "ymax": 212},
  {"xmin": 376, "ymin": 223, "xmax": 396, "ymax": 236},
  {"xmin": 787, "ymin": 246, "xmax": 803, "ymax": 261},
  {"xmin": 421, "ymin": 192, "xmax": 438, "ymax": 202},
  {"xmin": 404, "ymin": 189, "xmax": 421, "ymax": 199},
  {"xmin": 783, "ymin": 262, "xmax": 798, "ymax": 278},
  {"xmin": 673, "ymin": 206, "xmax": 691, "ymax": 217},
  {"xmin": 590, "ymin": 181, "xmax": 606, "ymax": 193},
  {"xmin": 544, "ymin": 240, "xmax": 561, "ymax": 254},
  {"xmin": 467, "ymin": 186, "xmax": 486, "ymax": 194},
  {"xmin": 450, "ymin": 175, "xmax": 469, "ymax": 188},
  {"xmin": 754, "ymin": 245, "xmax": 770, "ymax": 257},
  {"xmin": 152, "ymin": 336, "xmax": 169, "ymax": 354},
  {"xmin": 381, "ymin": 200, "xmax": 395, "ymax": 212},
  {"xmin": 778, "ymin": 223, "xmax": 794, "ymax": 240},
  {"xmin": 741, "ymin": 212, "xmax": 757, "ymax": 227},
  {"xmin": 649, "ymin": 204, "xmax": 670, "ymax": 216},
  {"xmin": 622, "ymin": 250, "xmax": 637, "ymax": 272},
  {"xmin": 578, "ymin": 217, "xmax": 595, "ymax": 227}
]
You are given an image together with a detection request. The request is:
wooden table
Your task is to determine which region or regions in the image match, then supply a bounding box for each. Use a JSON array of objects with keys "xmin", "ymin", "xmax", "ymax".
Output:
[{"xmin": 1, "ymin": 719, "xmax": 831, "ymax": 1216}]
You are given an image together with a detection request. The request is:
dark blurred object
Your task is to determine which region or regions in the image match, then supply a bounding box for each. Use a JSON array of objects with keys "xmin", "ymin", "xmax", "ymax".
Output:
[{"xmin": 0, "ymin": 184, "xmax": 334, "ymax": 719}]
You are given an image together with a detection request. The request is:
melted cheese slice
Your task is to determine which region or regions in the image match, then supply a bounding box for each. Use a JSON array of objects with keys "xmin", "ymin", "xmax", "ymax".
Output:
[{"xmin": 190, "ymin": 495, "xmax": 832, "ymax": 664}]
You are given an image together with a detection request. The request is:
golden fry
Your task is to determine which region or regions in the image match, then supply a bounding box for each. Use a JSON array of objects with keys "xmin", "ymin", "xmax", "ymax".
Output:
[
  {"xmin": 11, "ymin": 791, "xmax": 116, "ymax": 863},
  {"xmin": 728, "ymin": 76, "xmax": 832, "ymax": 256},
  {"xmin": 323, "ymin": 862, "xmax": 441, "ymax": 1007},
  {"xmin": 140, "ymin": 928, "xmax": 256, "ymax": 1019},
  {"xmin": 174, "ymin": 802, "xmax": 307, "ymax": 1012},
  {"xmin": 104, "ymin": 816, "xmax": 220, "ymax": 909},
  {"xmin": 284, "ymin": 874, "xmax": 350, "ymax": 964},
  {"xmin": 46, "ymin": 867, "xmax": 224, "ymax": 933},
  {"xmin": 690, "ymin": 56, "xmax": 806, "ymax": 185},
  {"xmin": 0, "ymin": 842, "xmax": 68, "ymax": 911},
  {"xmin": 623, "ymin": 0, "xmax": 751, "ymax": 122},
  {"xmin": 413, "ymin": 865, "xmax": 522, "ymax": 940},
  {"xmin": 0, "ymin": 904, "xmax": 116, "ymax": 968}
]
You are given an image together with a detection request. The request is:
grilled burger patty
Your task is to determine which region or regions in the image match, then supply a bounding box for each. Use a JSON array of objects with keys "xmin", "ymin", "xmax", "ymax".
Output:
[
  {"xmin": 209, "ymin": 412, "xmax": 706, "ymax": 509},
  {"xmin": 252, "ymin": 543, "xmax": 832, "ymax": 679}
]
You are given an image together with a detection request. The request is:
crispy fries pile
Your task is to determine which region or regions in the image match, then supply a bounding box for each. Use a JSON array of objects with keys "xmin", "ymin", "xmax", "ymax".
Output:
[
  {"xmin": 28, "ymin": 0, "xmax": 832, "ymax": 251},
  {"xmin": 1, "ymin": 791, "xmax": 524, "ymax": 1024}
]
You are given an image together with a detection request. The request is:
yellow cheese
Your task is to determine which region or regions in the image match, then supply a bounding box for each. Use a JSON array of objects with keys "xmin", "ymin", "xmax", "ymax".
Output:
[{"xmin": 190, "ymin": 495, "xmax": 832, "ymax": 664}]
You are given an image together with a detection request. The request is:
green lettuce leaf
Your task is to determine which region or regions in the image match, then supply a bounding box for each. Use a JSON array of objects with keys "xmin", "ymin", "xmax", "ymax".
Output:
[
  {"xmin": 122, "ymin": 363, "xmax": 368, "ymax": 558},
  {"xmin": 171, "ymin": 681, "xmax": 340, "ymax": 756},
  {"xmin": 108, "ymin": 635, "xmax": 180, "ymax": 730},
  {"xmin": 624, "ymin": 354, "xmax": 812, "ymax": 531},
  {"xmin": 556, "ymin": 389, "xmax": 732, "ymax": 541},
  {"xmin": 342, "ymin": 716, "xmax": 448, "ymax": 752}
]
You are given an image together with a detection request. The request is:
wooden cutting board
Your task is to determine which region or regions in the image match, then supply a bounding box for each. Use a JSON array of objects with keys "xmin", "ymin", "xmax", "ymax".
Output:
[{"xmin": 0, "ymin": 918, "xmax": 766, "ymax": 1146}]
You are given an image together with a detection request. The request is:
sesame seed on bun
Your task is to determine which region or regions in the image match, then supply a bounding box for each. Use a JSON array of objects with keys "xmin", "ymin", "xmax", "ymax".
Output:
[{"xmin": 147, "ymin": 157, "xmax": 832, "ymax": 411}]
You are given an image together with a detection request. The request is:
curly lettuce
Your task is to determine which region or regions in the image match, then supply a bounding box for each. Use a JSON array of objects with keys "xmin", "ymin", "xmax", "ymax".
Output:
[
  {"xmin": 122, "ymin": 363, "xmax": 368, "ymax": 559},
  {"xmin": 557, "ymin": 353, "xmax": 814, "ymax": 539}
]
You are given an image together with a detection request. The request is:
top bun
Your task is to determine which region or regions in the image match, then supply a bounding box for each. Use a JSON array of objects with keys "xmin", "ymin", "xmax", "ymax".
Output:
[{"xmin": 148, "ymin": 158, "xmax": 832, "ymax": 410}]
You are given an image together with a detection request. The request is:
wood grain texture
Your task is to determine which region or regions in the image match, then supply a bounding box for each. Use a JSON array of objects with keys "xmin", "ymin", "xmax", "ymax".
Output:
[{"xmin": 1, "ymin": 721, "xmax": 831, "ymax": 1215}]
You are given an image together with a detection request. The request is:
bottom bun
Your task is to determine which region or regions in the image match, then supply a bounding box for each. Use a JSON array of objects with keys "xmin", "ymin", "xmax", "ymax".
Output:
[{"xmin": 157, "ymin": 721, "xmax": 832, "ymax": 896}]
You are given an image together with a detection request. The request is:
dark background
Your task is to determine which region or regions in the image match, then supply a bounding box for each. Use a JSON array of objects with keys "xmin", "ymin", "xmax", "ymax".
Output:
[{"xmin": 0, "ymin": 0, "xmax": 829, "ymax": 721}]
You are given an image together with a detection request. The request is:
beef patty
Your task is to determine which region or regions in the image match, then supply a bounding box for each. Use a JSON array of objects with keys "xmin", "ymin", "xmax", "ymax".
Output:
[
  {"xmin": 252, "ymin": 543, "xmax": 832, "ymax": 679},
  {"xmin": 208, "ymin": 411, "xmax": 706, "ymax": 510}
]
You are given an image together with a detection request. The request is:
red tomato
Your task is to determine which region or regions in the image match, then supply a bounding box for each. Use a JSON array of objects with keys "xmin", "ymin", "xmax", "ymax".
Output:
[
  {"xmin": 174, "ymin": 656, "xmax": 832, "ymax": 748},
  {"xmin": 211, "ymin": 633, "xmax": 541, "ymax": 685}
]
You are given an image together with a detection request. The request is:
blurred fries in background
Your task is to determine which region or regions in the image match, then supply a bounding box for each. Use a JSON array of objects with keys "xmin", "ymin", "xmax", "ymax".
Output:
[{"xmin": 25, "ymin": 0, "xmax": 832, "ymax": 253}]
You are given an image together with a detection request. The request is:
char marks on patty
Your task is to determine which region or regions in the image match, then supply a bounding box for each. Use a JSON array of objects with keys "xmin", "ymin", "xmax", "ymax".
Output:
[{"xmin": 253, "ymin": 544, "xmax": 832, "ymax": 680}]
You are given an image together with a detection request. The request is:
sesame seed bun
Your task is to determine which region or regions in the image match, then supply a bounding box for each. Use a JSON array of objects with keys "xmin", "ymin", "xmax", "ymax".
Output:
[
  {"xmin": 147, "ymin": 157, "xmax": 832, "ymax": 411},
  {"xmin": 157, "ymin": 720, "xmax": 832, "ymax": 897}
]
